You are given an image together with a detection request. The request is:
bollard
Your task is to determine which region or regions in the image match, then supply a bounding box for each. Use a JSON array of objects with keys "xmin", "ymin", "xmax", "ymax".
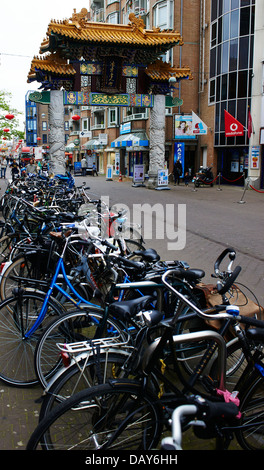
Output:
[
  {"xmin": 238, "ymin": 177, "xmax": 249, "ymax": 204},
  {"xmin": 217, "ymin": 172, "xmax": 222, "ymax": 191}
]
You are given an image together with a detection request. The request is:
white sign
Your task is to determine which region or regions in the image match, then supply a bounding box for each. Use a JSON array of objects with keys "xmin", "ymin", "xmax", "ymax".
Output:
[
  {"xmin": 106, "ymin": 165, "xmax": 113, "ymax": 180},
  {"xmin": 158, "ymin": 169, "xmax": 168, "ymax": 186},
  {"xmin": 251, "ymin": 146, "xmax": 260, "ymax": 169},
  {"xmin": 133, "ymin": 164, "xmax": 145, "ymax": 183},
  {"xmin": 98, "ymin": 133, "xmax": 108, "ymax": 145},
  {"xmin": 34, "ymin": 147, "xmax": 43, "ymax": 160},
  {"xmin": 192, "ymin": 111, "xmax": 208, "ymax": 135},
  {"xmin": 80, "ymin": 131, "xmax": 92, "ymax": 138}
]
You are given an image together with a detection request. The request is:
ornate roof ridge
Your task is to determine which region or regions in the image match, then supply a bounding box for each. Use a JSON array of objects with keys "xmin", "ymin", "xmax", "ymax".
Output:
[{"xmin": 43, "ymin": 9, "xmax": 183, "ymax": 43}]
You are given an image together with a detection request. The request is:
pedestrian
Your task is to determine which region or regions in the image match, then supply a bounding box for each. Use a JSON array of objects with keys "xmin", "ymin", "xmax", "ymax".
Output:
[
  {"xmin": 11, "ymin": 163, "xmax": 19, "ymax": 181},
  {"xmin": 26, "ymin": 158, "xmax": 37, "ymax": 175},
  {"xmin": 1, "ymin": 157, "xmax": 7, "ymax": 178},
  {"xmin": 184, "ymin": 171, "xmax": 190, "ymax": 186},
  {"xmin": 81, "ymin": 157, "xmax": 87, "ymax": 176},
  {"xmin": 92, "ymin": 162, "xmax": 98, "ymax": 176},
  {"xmin": 37, "ymin": 160, "xmax": 42, "ymax": 175},
  {"xmin": 173, "ymin": 159, "xmax": 183, "ymax": 185},
  {"xmin": 42, "ymin": 160, "xmax": 49, "ymax": 176}
]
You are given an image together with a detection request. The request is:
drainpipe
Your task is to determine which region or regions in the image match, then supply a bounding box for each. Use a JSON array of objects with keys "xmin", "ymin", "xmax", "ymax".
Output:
[{"xmin": 178, "ymin": 0, "xmax": 183, "ymax": 113}]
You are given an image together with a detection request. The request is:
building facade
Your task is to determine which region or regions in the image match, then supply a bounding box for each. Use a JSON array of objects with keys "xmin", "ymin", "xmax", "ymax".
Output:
[{"xmin": 28, "ymin": 1, "xmax": 263, "ymax": 187}]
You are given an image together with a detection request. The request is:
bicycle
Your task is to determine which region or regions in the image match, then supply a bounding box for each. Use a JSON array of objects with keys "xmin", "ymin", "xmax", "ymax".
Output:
[
  {"xmin": 27, "ymin": 269, "xmax": 264, "ymax": 450},
  {"xmin": 34, "ymin": 246, "xmax": 252, "ymax": 395},
  {"xmin": 33, "ymin": 249, "xmax": 206, "ymax": 389}
]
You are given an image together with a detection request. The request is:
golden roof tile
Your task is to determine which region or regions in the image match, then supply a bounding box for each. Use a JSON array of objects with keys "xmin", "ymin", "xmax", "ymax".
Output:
[
  {"xmin": 40, "ymin": 11, "xmax": 183, "ymax": 52},
  {"xmin": 145, "ymin": 59, "xmax": 193, "ymax": 81},
  {"xmin": 27, "ymin": 53, "xmax": 76, "ymax": 82}
]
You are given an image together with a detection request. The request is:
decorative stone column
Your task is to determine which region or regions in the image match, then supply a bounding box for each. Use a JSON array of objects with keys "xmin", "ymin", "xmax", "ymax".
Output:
[
  {"xmin": 147, "ymin": 94, "xmax": 166, "ymax": 189},
  {"xmin": 48, "ymin": 90, "xmax": 66, "ymax": 175}
]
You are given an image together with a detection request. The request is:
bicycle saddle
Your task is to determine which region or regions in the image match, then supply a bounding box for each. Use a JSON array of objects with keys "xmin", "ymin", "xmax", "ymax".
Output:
[
  {"xmin": 108, "ymin": 295, "xmax": 155, "ymax": 321},
  {"xmin": 172, "ymin": 267, "xmax": 205, "ymax": 282},
  {"xmin": 134, "ymin": 248, "xmax": 160, "ymax": 262}
]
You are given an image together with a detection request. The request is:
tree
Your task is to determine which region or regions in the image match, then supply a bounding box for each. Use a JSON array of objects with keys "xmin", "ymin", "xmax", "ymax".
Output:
[{"xmin": 0, "ymin": 90, "xmax": 24, "ymax": 141}]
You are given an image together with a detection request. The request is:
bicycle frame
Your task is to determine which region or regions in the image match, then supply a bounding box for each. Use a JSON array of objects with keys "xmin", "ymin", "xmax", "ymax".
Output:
[{"xmin": 24, "ymin": 241, "xmax": 104, "ymax": 339}]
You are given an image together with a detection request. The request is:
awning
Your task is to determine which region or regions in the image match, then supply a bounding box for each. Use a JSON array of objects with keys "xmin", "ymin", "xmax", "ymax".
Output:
[
  {"xmin": 82, "ymin": 139, "xmax": 100, "ymax": 150},
  {"xmin": 111, "ymin": 132, "xmax": 149, "ymax": 149},
  {"xmin": 65, "ymin": 142, "xmax": 76, "ymax": 151}
]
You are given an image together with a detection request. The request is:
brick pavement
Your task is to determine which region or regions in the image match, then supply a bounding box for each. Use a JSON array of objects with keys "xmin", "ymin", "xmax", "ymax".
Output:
[{"xmin": 0, "ymin": 169, "xmax": 263, "ymax": 451}]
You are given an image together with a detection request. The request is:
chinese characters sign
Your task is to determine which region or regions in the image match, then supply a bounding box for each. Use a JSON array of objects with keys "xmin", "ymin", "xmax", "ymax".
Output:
[{"xmin": 64, "ymin": 92, "xmax": 154, "ymax": 107}]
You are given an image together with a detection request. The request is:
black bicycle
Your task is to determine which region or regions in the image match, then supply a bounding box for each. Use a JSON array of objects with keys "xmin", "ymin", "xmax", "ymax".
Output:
[{"xmin": 26, "ymin": 268, "xmax": 264, "ymax": 450}]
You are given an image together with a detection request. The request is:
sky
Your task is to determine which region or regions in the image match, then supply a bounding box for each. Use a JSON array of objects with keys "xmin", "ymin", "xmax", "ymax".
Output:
[{"xmin": 0, "ymin": 1, "xmax": 89, "ymax": 130}]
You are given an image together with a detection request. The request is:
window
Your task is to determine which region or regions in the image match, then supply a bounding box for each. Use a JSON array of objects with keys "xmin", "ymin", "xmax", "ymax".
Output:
[
  {"xmin": 229, "ymin": 39, "xmax": 238, "ymax": 71},
  {"xmin": 42, "ymin": 121, "xmax": 47, "ymax": 131},
  {"xmin": 92, "ymin": 110, "xmax": 105, "ymax": 129},
  {"xmin": 82, "ymin": 118, "xmax": 90, "ymax": 131},
  {"xmin": 153, "ymin": 0, "xmax": 173, "ymax": 30},
  {"xmin": 42, "ymin": 134, "xmax": 47, "ymax": 144},
  {"xmin": 211, "ymin": 22, "xmax": 217, "ymax": 48},
  {"xmin": 221, "ymin": 42, "xmax": 229, "ymax": 74},
  {"xmin": 230, "ymin": 9, "xmax": 239, "ymax": 38},
  {"xmin": 108, "ymin": 108, "xmax": 118, "ymax": 127},
  {"xmin": 123, "ymin": 107, "xmax": 148, "ymax": 121},
  {"xmin": 65, "ymin": 121, "xmax": 69, "ymax": 131},
  {"xmin": 108, "ymin": 12, "xmax": 119, "ymax": 23},
  {"xmin": 209, "ymin": 79, "xmax": 216, "ymax": 103},
  {"xmin": 240, "ymin": 7, "xmax": 250, "ymax": 36},
  {"xmin": 223, "ymin": 13, "xmax": 230, "ymax": 41}
]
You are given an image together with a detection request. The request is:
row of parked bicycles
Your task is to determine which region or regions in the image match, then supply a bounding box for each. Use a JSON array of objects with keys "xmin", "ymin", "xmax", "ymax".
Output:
[{"xmin": 0, "ymin": 172, "xmax": 264, "ymax": 451}]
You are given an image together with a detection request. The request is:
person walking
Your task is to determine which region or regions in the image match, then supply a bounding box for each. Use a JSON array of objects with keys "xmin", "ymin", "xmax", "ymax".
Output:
[
  {"xmin": 173, "ymin": 159, "xmax": 183, "ymax": 185},
  {"xmin": 92, "ymin": 162, "xmax": 98, "ymax": 176},
  {"xmin": 11, "ymin": 162, "xmax": 19, "ymax": 181},
  {"xmin": 42, "ymin": 160, "xmax": 49, "ymax": 176},
  {"xmin": 81, "ymin": 157, "xmax": 87, "ymax": 176},
  {"xmin": 26, "ymin": 158, "xmax": 37, "ymax": 175},
  {"xmin": 1, "ymin": 157, "xmax": 7, "ymax": 178}
]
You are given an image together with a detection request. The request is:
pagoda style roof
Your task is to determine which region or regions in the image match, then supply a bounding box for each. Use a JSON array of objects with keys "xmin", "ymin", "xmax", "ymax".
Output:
[
  {"xmin": 145, "ymin": 59, "xmax": 193, "ymax": 82},
  {"xmin": 27, "ymin": 9, "xmax": 192, "ymax": 94},
  {"xmin": 39, "ymin": 10, "xmax": 183, "ymax": 61},
  {"xmin": 27, "ymin": 53, "xmax": 76, "ymax": 83}
]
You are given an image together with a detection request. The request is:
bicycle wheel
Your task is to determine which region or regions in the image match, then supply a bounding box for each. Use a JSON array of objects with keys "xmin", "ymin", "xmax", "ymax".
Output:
[
  {"xmin": 0, "ymin": 235, "xmax": 13, "ymax": 262},
  {"xmin": 34, "ymin": 309, "xmax": 128, "ymax": 388},
  {"xmin": 236, "ymin": 373, "xmax": 264, "ymax": 450},
  {"xmin": 39, "ymin": 350, "xmax": 131, "ymax": 420},
  {"xmin": 0, "ymin": 256, "xmax": 46, "ymax": 301},
  {"xmin": 0, "ymin": 290, "xmax": 65, "ymax": 386},
  {"xmin": 26, "ymin": 380, "xmax": 163, "ymax": 450}
]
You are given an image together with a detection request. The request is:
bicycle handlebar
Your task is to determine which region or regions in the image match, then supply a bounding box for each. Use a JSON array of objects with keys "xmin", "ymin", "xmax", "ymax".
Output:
[
  {"xmin": 161, "ymin": 396, "xmax": 239, "ymax": 450},
  {"xmin": 216, "ymin": 265, "xmax": 242, "ymax": 295},
  {"xmin": 214, "ymin": 247, "xmax": 236, "ymax": 275}
]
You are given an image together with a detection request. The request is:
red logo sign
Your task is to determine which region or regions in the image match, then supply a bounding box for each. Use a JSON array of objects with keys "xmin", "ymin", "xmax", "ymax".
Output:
[{"xmin": 224, "ymin": 110, "xmax": 244, "ymax": 137}]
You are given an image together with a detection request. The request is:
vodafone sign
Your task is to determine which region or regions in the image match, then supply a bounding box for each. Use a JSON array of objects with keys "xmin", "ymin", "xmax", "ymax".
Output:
[{"xmin": 224, "ymin": 110, "xmax": 244, "ymax": 137}]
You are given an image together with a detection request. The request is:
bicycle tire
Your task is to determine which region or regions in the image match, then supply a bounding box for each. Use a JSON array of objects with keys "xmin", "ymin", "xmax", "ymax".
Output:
[
  {"xmin": 39, "ymin": 350, "xmax": 131, "ymax": 420},
  {"xmin": 26, "ymin": 379, "xmax": 163, "ymax": 450},
  {"xmin": 34, "ymin": 309, "xmax": 128, "ymax": 388},
  {"xmin": 0, "ymin": 234, "xmax": 13, "ymax": 261},
  {"xmin": 0, "ymin": 290, "xmax": 66, "ymax": 387},
  {"xmin": 236, "ymin": 373, "xmax": 264, "ymax": 450},
  {"xmin": 0, "ymin": 256, "xmax": 45, "ymax": 301}
]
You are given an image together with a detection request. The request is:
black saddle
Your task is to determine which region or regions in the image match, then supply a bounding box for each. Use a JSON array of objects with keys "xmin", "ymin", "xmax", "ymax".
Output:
[
  {"xmin": 108, "ymin": 295, "xmax": 155, "ymax": 321},
  {"xmin": 134, "ymin": 248, "xmax": 160, "ymax": 262}
]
